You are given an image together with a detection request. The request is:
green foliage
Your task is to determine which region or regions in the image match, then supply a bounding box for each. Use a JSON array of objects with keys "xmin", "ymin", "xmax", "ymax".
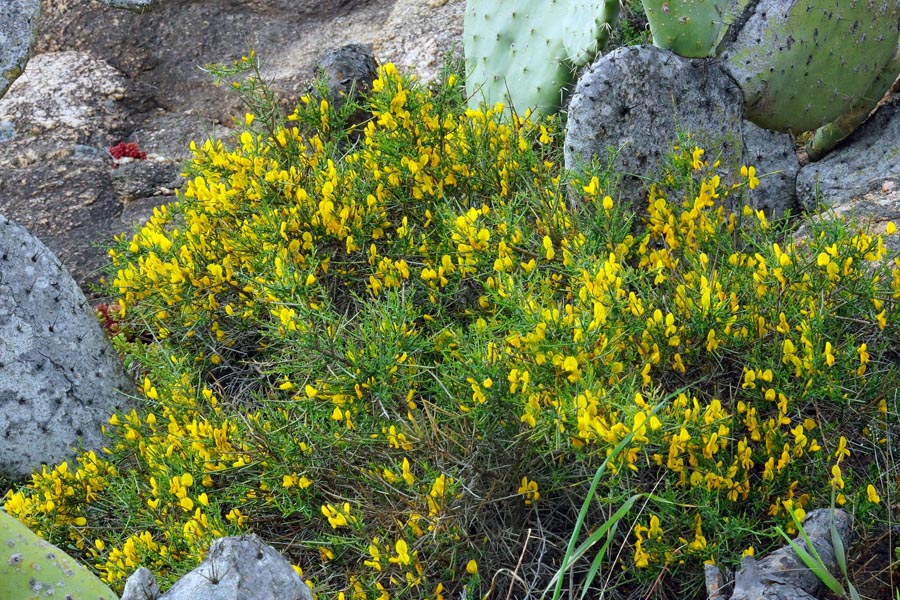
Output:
[
  {"xmin": 4, "ymin": 55, "xmax": 900, "ymax": 599},
  {"xmin": 1, "ymin": 510, "xmax": 117, "ymax": 600}
]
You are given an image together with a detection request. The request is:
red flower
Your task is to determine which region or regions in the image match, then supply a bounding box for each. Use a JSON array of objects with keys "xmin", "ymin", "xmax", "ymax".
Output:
[{"xmin": 109, "ymin": 142, "xmax": 147, "ymax": 161}]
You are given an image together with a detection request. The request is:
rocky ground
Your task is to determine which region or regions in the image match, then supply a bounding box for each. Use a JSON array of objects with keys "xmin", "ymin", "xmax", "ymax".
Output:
[{"xmin": 0, "ymin": 0, "xmax": 464, "ymax": 294}]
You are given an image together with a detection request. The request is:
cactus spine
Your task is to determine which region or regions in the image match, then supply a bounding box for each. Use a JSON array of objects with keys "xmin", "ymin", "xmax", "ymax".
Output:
[
  {"xmin": 640, "ymin": 0, "xmax": 728, "ymax": 58},
  {"xmin": 1, "ymin": 510, "xmax": 117, "ymax": 600},
  {"xmin": 464, "ymin": 0, "xmax": 620, "ymax": 116}
]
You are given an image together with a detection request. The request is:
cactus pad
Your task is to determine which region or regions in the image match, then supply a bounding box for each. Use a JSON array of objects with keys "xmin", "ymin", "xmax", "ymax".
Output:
[
  {"xmin": 721, "ymin": 0, "xmax": 900, "ymax": 132},
  {"xmin": 464, "ymin": 0, "xmax": 620, "ymax": 116},
  {"xmin": 1, "ymin": 510, "xmax": 117, "ymax": 600},
  {"xmin": 641, "ymin": 0, "xmax": 728, "ymax": 58}
]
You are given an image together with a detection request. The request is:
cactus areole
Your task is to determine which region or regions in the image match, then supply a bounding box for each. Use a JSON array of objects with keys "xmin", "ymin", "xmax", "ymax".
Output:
[
  {"xmin": 721, "ymin": 0, "xmax": 900, "ymax": 133},
  {"xmin": 464, "ymin": 0, "xmax": 620, "ymax": 116}
]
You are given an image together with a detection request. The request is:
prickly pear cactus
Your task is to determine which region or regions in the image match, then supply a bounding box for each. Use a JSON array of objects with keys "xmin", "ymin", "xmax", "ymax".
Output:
[
  {"xmin": 464, "ymin": 0, "xmax": 620, "ymax": 116},
  {"xmin": 809, "ymin": 40, "xmax": 900, "ymax": 160},
  {"xmin": 641, "ymin": 0, "xmax": 728, "ymax": 58},
  {"xmin": 1, "ymin": 510, "xmax": 117, "ymax": 600},
  {"xmin": 721, "ymin": 0, "xmax": 900, "ymax": 133}
]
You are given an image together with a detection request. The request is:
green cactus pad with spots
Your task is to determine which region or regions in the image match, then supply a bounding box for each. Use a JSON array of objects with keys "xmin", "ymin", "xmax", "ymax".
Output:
[
  {"xmin": 1, "ymin": 510, "xmax": 117, "ymax": 600},
  {"xmin": 641, "ymin": 0, "xmax": 729, "ymax": 58},
  {"xmin": 464, "ymin": 0, "xmax": 620, "ymax": 116},
  {"xmin": 722, "ymin": 0, "xmax": 900, "ymax": 133}
]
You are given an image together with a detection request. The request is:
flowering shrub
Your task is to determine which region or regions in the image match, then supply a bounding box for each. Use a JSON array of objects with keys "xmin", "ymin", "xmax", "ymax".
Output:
[{"xmin": 6, "ymin": 56, "xmax": 900, "ymax": 598}]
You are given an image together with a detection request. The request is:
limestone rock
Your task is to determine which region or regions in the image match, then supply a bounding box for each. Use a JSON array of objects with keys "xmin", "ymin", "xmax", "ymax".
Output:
[
  {"xmin": 0, "ymin": 0, "xmax": 40, "ymax": 98},
  {"xmin": 793, "ymin": 178, "xmax": 900, "ymax": 258},
  {"xmin": 0, "ymin": 214, "xmax": 136, "ymax": 481},
  {"xmin": 113, "ymin": 155, "xmax": 185, "ymax": 231},
  {"xmin": 740, "ymin": 119, "xmax": 800, "ymax": 218},
  {"xmin": 120, "ymin": 567, "xmax": 161, "ymax": 600},
  {"xmin": 374, "ymin": 0, "xmax": 465, "ymax": 82},
  {"xmin": 156, "ymin": 534, "xmax": 313, "ymax": 600},
  {"xmin": 797, "ymin": 97, "xmax": 900, "ymax": 213},
  {"xmin": 127, "ymin": 110, "xmax": 231, "ymax": 163},
  {"xmin": 565, "ymin": 45, "xmax": 798, "ymax": 217},
  {"xmin": 0, "ymin": 51, "xmax": 132, "ymax": 145},
  {"xmin": 0, "ymin": 53, "xmax": 227, "ymax": 292}
]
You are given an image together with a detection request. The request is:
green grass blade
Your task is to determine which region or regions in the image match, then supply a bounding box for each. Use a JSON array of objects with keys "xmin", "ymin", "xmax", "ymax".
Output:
[
  {"xmin": 776, "ymin": 526, "xmax": 846, "ymax": 596},
  {"xmin": 830, "ymin": 514, "xmax": 849, "ymax": 579},
  {"xmin": 578, "ymin": 516, "xmax": 622, "ymax": 600},
  {"xmin": 543, "ymin": 390, "xmax": 681, "ymax": 600}
]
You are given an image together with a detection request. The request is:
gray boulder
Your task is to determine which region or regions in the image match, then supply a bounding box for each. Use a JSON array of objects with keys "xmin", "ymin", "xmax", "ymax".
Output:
[
  {"xmin": 314, "ymin": 44, "xmax": 379, "ymax": 131},
  {"xmin": 0, "ymin": 50, "xmax": 132, "ymax": 146},
  {"xmin": 564, "ymin": 45, "xmax": 799, "ymax": 217},
  {"xmin": 36, "ymin": 0, "xmax": 396, "ymax": 124},
  {"xmin": 741, "ymin": 119, "xmax": 801, "ymax": 218},
  {"xmin": 0, "ymin": 214, "xmax": 136, "ymax": 481},
  {"xmin": 120, "ymin": 567, "xmax": 161, "ymax": 600},
  {"xmin": 0, "ymin": 0, "xmax": 40, "ymax": 98},
  {"xmin": 0, "ymin": 52, "xmax": 223, "ymax": 294},
  {"xmin": 797, "ymin": 96, "xmax": 900, "ymax": 213},
  {"xmin": 121, "ymin": 535, "xmax": 313, "ymax": 600}
]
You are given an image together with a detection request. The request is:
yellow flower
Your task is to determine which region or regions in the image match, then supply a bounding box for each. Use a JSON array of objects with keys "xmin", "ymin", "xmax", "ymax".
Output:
[
  {"xmin": 823, "ymin": 342, "xmax": 835, "ymax": 367},
  {"xmin": 835, "ymin": 436, "xmax": 851, "ymax": 462},
  {"xmin": 691, "ymin": 147, "xmax": 705, "ymax": 170},
  {"xmin": 466, "ymin": 559, "xmax": 478, "ymax": 575},
  {"xmin": 401, "ymin": 457, "xmax": 415, "ymax": 486},
  {"xmin": 867, "ymin": 484, "xmax": 881, "ymax": 504},
  {"xmin": 389, "ymin": 539, "xmax": 411, "ymax": 566},
  {"xmin": 543, "ymin": 235, "xmax": 555, "ymax": 261},
  {"xmin": 831, "ymin": 464, "xmax": 845, "ymax": 489},
  {"xmin": 518, "ymin": 476, "xmax": 540, "ymax": 505},
  {"xmin": 740, "ymin": 165, "xmax": 760, "ymax": 189},
  {"xmin": 321, "ymin": 503, "xmax": 351, "ymax": 529},
  {"xmin": 857, "ymin": 343, "xmax": 870, "ymax": 376}
]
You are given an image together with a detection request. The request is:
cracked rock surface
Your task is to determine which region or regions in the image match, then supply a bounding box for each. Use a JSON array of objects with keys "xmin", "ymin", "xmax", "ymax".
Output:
[{"xmin": 0, "ymin": 213, "xmax": 136, "ymax": 481}]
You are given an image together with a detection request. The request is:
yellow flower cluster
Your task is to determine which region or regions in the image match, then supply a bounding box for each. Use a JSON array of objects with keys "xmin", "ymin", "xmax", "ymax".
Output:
[{"xmin": 5, "ymin": 61, "xmax": 899, "ymax": 598}]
